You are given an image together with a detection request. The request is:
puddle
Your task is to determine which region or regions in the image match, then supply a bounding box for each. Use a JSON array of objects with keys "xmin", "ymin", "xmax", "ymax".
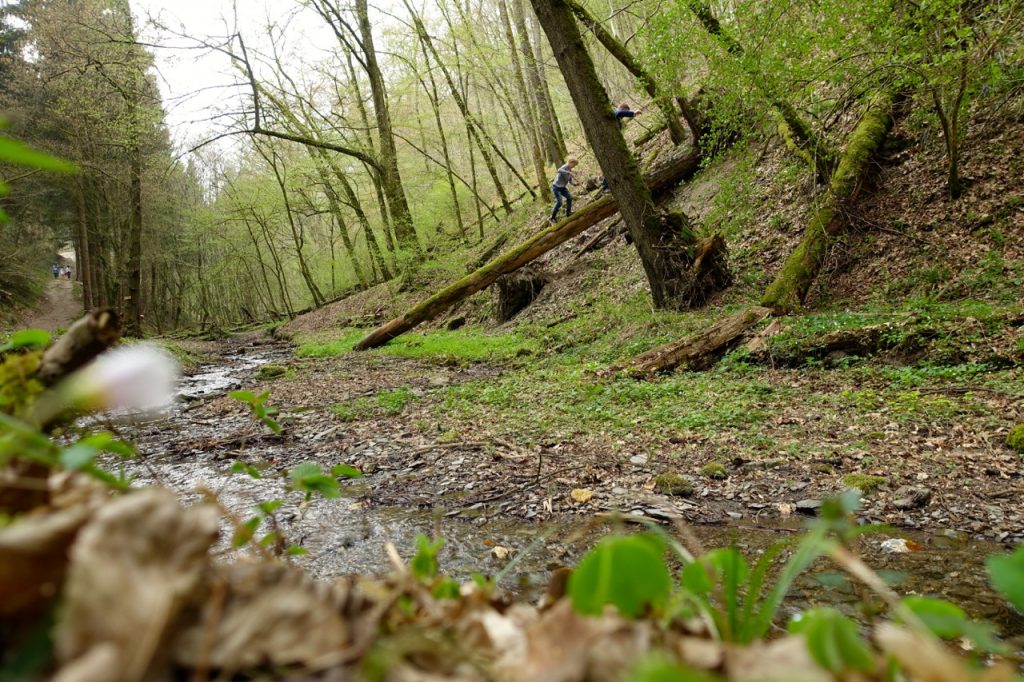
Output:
[{"xmin": 112, "ymin": 344, "xmax": 1024, "ymax": 638}]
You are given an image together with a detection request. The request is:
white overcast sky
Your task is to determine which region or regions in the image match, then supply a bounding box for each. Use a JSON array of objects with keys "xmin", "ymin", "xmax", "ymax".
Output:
[{"xmin": 129, "ymin": 0, "xmax": 339, "ymax": 151}]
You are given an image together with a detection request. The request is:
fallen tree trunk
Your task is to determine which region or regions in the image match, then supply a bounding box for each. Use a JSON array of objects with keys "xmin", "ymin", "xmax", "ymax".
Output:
[
  {"xmin": 354, "ymin": 149, "xmax": 701, "ymax": 350},
  {"xmin": 604, "ymin": 306, "xmax": 771, "ymax": 377},
  {"xmin": 761, "ymin": 91, "xmax": 896, "ymax": 313}
]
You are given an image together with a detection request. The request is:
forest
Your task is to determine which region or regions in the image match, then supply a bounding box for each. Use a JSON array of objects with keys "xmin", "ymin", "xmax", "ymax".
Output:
[{"xmin": 1, "ymin": 0, "xmax": 1024, "ymax": 679}]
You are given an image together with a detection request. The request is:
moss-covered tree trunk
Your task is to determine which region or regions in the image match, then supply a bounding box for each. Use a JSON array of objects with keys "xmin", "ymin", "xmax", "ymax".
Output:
[
  {"xmin": 564, "ymin": 0, "xmax": 687, "ymax": 146},
  {"xmin": 761, "ymin": 92, "xmax": 895, "ymax": 313},
  {"xmin": 354, "ymin": 149, "xmax": 703, "ymax": 350}
]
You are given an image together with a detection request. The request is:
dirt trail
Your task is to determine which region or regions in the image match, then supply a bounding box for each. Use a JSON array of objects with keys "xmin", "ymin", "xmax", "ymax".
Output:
[{"xmin": 17, "ymin": 277, "xmax": 81, "ymax": 332}]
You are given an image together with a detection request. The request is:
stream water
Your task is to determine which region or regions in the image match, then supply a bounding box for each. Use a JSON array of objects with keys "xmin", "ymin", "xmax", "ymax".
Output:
[{"xmin": 112, "ymin": 342, "xmax": 1023, "ymax": 637}]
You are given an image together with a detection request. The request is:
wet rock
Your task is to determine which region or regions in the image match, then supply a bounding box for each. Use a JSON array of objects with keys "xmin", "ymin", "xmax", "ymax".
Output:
[
  {"xmin": 892, "ymin": 486, "xmax": 932, "ymax": 510},
  {"xmin": 795, "ymin": 499, "xmax": 822, "ymax": 514}
]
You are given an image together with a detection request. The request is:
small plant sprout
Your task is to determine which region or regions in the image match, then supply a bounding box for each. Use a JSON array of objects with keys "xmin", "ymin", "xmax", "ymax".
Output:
[{"xmin": 230, "ymin": 389, "xmax": 282, "ymax": 433}]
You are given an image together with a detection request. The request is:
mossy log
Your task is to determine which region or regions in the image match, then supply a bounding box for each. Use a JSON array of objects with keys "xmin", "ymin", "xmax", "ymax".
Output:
[
  {"xmin": 605, "ymin": 306, "xmax": 771, "ymax": 377},
  {"xmin": 761, "ymin": 92, "xmax": 895, "ymax": 313},
  {"xmin": 36, "ymin": 309, "xmax": 121, "ymax": 386},
  {"xmin": 354, "ymin": 149, "xmax": 701, "ymax": 350}
]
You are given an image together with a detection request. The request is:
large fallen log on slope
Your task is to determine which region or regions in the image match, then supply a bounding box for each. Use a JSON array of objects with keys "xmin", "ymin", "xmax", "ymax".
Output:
[{"xmin": 354, "ymin": 149, "xmax": 701, "ymax": 350}]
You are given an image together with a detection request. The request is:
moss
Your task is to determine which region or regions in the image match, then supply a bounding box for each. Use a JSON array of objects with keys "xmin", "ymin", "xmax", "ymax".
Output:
[
  {"xmin": 1007, "ymin": 425, "xmax": 1024, "ymax": 453},
  {"xmin": 842, "ymin": 473, "xmax": 888, "ymax": 493},
  {"xmin": 654, "ymin": 472, "xmax": 694, "ymax": 496},
  {"xmin": 699, "ymin": 462, "xmax": 728, "ymax": 480},
  {"xmin": 256, "ymin": 364, "xmax": 288, "ymax": 380},
  {"xmin": 0, "ymin": 351, "xmax": 45, "ymax": 418}
]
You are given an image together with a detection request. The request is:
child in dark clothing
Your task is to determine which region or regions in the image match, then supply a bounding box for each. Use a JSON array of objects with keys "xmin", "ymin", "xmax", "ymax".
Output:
[
  {"xmin": 601, "ymin": 102, "xmax": 637, "ymax": 192},
  {"xmin": 549, "ymin": 157, "xmax": 578, "ymax": 223}
]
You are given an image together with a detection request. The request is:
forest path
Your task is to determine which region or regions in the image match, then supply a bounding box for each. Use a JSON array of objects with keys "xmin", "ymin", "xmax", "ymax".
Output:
[{"xmin": 18, "ymin": 276, "xmax": 81, "ymax": 332}]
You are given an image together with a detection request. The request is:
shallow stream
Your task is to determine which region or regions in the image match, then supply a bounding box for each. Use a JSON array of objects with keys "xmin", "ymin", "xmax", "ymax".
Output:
[{"xmin": 115, "ymin": 341, "xmax": 1023, "ymax": 637}]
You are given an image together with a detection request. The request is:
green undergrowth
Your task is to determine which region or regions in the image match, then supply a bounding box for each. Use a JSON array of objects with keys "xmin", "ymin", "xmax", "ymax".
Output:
[
  {"xmin": 296, "ymin": 328, "xmax": 538, "ymax": 364},
  {"xmin": 331, "ymin": 387, "xmax": 419, "ymax": 422}
]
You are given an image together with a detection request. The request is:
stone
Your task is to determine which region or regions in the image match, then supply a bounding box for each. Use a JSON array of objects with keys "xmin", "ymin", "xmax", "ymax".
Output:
[
  {"xmin": 892, "ymin": 486, "xmax": 932, "ymax": 510},
  {"xmin": 795, "ymin": 499, "xmax": 822, "ymax": 514},
  {"xmin": 629, "ymin": 454, "xmax": 649, "ymax": 465}
]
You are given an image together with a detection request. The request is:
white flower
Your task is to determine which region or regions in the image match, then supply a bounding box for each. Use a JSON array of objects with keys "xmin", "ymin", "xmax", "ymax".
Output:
[{"xmin": 65, "ymin": 344, "xmax": 180, "ymax": 413}]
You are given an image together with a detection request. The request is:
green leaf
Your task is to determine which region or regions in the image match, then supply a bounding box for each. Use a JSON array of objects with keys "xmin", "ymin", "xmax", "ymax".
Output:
[
  {"xmin": 231, "ymin": 516, "xmax": 261, "ymax": 548},
  {"xmin": 288, "ymin": 462, "xmax": 322, "ymax": 481},
  {"xmin": 0, "ymin": 329, "xmax": 51, "ymax": 353},
  {"xmin": 0, "ymin": 136, "xmax": 76, "ymax": 172},
  {"xmin": 230, "ymin": 460, "xmax": 261, "ymax": 478},
  {"xmin": 432, "ymin": 578, "xmax": 461, "ymax": 600},
  {"xmin": 411, "ymin": 534, "xmax": 445, "ymax": 581},
  {"xmin": 626, "ymin": 656, "xmax": 722, "ymax": 682},
  {"xmin": 286, "ymin": 544, "xmax": 309, "ymax": 556},
  {"xmin": 331, "ymin": 463, "xmax": 364, "ymax": 478},
  {"xmin": 790, "ymin": 608, "xmax": 874, "ymax": 673},
  {"xmin": 59, "ymin": 443, "xmax": 99, "ymax": 470},
  {"xmin": 569, "ymin": 534, "xmax": 671, "ymax": 618},
  {"xmin": 228, "ymin": 390, "xmax": 255, "ymax": 403},
  {"xmin": 260, "ymin": 416, "xmax": 282, "ymax": 433},
  {"xmin": 987, "ymin": 547, "xmax": 1024, "ymax": 612},
  {"xmin": 899, "ymin": 596, "xmax": 967, "ymax": 639},
  {"xmin": 296, "ymin": 473, "xmax": 340, "ymax": 499},
  {"xmin": 258, "ymin": 499, "xmax": 283, "ymax": 515}
]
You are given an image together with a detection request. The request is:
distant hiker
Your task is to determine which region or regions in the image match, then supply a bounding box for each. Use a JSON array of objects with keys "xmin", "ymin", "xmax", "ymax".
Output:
[
  {"xmin": 549, "ymin": 157, "xmax": 578, "ymax": 224},
  {"xmin": 65, "ymin": 267, "xmax": 72, "ymax": 280},
  {"xmin": 601, "ymin": 103, "xmax": 637, "ymax": 193},
  {"xmin": 51, "ymin": 264, "xmax": 59, "ymax": 279}
]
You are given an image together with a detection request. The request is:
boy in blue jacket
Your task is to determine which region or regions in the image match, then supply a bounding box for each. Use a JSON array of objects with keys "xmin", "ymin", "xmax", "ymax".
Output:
[
  {"xmin": 549, "ymin": 157, "xmax": 578, "ymax": 223},
  {"xmin": 601, "ymin": 103, "xmax": 636, "ymax": 192}
]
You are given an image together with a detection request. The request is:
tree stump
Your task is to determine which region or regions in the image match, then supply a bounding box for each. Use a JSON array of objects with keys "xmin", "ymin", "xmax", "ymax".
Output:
[{"xmin": 494, "ymin": 265, "xmax": 548, "ymax": 321}]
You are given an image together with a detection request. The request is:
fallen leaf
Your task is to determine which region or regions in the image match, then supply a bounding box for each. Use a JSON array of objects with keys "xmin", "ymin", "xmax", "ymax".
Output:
[{"xmin": 570, "ymin": 488, "xmax": 594, "ymax": 504}]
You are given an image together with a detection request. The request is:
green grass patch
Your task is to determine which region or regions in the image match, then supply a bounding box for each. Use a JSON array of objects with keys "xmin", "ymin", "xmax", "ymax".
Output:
[
  {"xmin": 377, "ymin": 387, "xmax": 416, "ymax": 415},
  {"xmin": 298, "ymin": 328, "xmax": 537, "ymax": 364},
  {"xmin": 331, "ymin": 387, "xmax": 419, "ymax": 422},
  {"xmin": 378, "ymin": 330, "xmax": 537, "ymax": 363}
]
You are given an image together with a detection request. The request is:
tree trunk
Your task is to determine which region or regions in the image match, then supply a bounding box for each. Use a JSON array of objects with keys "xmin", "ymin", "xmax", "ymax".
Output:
[
  {"xmin": 403, "ymin": 0, "xmax": 518, "ymax": 212},
  {"xmin": 124, "ymin": 143, "xmax": 143, "ymax": 337},
  {"xmin": 355, "ymin": 0, "xmax": 418, "ymax": 250},
  {"xmin": 354, "ymin": 148, "xmax": 701, "ymax": 349},
  {"xmin": 761, "ymin": 91, "xmax": 895, "ymax": 313},
  {"xmin": 564, "ymin": 0, "xmax": 687, "ymax": 146},
  {"xmin": 414, "ymin": 33, "xmax": 467, "ymax": 237},
  {"xmin": 530, "ymin": 0, "xmax": 710, "ymax": 310},
  {"xmin": 500, "ymin": 0, "xmax": 552, "ymax": 202},
  {"xmin": 515, "ymin": 0, "xmax": 567, "ymax": 164},
  {"xmin": 74, "ymin": 182, "xmax": 93, "ymax": 310}
]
